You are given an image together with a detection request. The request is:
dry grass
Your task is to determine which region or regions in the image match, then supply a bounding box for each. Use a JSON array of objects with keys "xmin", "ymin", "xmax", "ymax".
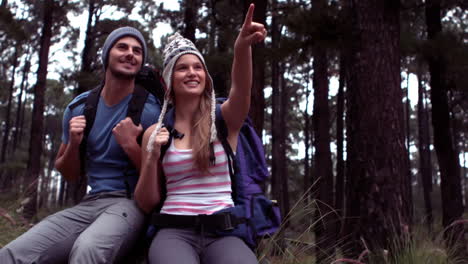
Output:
[{"xmin": 2, "ymin": 191, "xmax": 466, "ymax": 264}]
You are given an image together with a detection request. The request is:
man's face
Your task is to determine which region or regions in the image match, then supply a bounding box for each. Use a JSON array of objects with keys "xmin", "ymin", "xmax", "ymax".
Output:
[{"xmin": 107, "ymin": 36, "xmax": 143, "ymax": 79}]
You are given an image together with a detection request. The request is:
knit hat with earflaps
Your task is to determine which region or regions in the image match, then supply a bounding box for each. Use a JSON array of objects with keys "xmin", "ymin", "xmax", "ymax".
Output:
[
  {"xmin": 146, "ymin": 33, "xmax": 217, "ymax": 153},
  {"xmin": 101, "ymin": 26, "xmax": 147, "ymax": 70}
]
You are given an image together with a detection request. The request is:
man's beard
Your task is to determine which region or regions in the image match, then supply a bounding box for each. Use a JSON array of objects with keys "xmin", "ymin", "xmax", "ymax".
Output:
[{"xmin": 109, "ymin": 65, "xmax": 139, "ymax": 80}]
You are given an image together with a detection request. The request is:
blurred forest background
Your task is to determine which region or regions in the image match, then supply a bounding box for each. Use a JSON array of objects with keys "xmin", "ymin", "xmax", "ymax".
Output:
[{"xmin": 0, "ymin": 0, "xmax": 467, "ymax": 263}]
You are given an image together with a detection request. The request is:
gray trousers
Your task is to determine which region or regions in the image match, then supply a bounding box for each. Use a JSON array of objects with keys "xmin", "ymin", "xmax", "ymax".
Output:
[
  {"xmin": 148, "ymin": 228, "xmax": 258, "ymax": 264},
  {"xmin": 0, "ymin": 191, "xmax": 145, "ymax": 264}
]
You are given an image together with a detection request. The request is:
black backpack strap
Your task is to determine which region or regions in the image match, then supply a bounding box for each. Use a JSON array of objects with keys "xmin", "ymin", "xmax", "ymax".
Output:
[
  {"xmin": 122, "ymin": 84, "xmax": 150, "ymax": 198},
  {"xmin": 79, "ymin": 85, "xmax": 103, "ymax": 175},
  {"xmin": 127, "ymin": 84, "xmax": 149, "ymax": 126},
  {"xmin": 214, "ymin": 103, "xmax": 238, "ymax": 203},
  {"xmin": 159, "ymin": 107, "xmax": 176, "ymax": 161},
  {"xmin": 69, "ymin": 97, "xmax": 87, "ymax": 111}
]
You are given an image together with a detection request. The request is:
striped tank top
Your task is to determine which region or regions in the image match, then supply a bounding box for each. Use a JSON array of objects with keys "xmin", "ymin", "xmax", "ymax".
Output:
[{"xmin": 160, "ymin": 140, "xmax": 234, "ymax": 215}]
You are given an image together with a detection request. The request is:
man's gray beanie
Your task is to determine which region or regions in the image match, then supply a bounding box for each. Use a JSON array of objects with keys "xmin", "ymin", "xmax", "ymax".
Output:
[{"xmin": 101, "ymin": 26, "xmax": 147, "ymax": 69}]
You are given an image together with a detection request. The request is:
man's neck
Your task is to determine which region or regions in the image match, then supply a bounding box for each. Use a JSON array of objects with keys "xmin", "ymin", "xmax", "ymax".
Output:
[{"xmin": 101, "ymin": 72, "xmax": 135, "ymax": 106}]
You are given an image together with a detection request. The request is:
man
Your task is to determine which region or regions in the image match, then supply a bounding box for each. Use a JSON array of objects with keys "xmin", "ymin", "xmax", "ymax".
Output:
[{"xmin": 0, "ymin": 26, "xmax": 161, "ymax": 263}]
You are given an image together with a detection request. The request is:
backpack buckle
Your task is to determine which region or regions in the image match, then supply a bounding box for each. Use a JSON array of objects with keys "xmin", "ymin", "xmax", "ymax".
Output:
[{"xmin": 221, "ymin": 212, "xmax": 235, "ymax": 231}]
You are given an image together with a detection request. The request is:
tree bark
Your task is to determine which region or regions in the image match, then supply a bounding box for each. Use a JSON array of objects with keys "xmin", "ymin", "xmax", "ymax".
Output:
[
  {"xmin": 344, "ymin": 0, "xmax": 410, "ymax": 256},
  {"xmin": 303, "ymin": 65, "xmax": 312, "ymax": 200},
  {"xmin": 404, "ymin": 72, "xmax": 414, "ymax": 225},
  {"xmin": 247, "ymin": 0, "xmax": 267, "ymax": 136},
  {"xmin": 24, "ymin": 0, "xmax": 54, "ymax": 220},
  {"xmin": 312, "ymin": 43, "xmax": 335, "ymax": 262},
  {"xmin": 416, "ymin": 63, "xmax": 433, "ymax": 230},
  {"xmin": 1, "ymin": 47, "xmax": 19, "ymax": 163},
  {"xmin": 270, "ymin": 2, "xmax": 288, "ymax": 250},
  {"xmin": 13, "ymin": 53, "xmax": 31, "ymax": 153},
  {"xmin": 335, "ymin": 54, "xmax": 346, "ymax": 240},
  {"xmin": 279, "ymin": 66, "xmax": 290, "ymax": 219},
  {"xmin": 183, "ymin": 0, "xmax": 198, "ymax": 42},
  {"xmin": 425, "ymin": 0, "xmax": 465, "ymax": 248},
  {"xmin": 209, "ymin": 1, "xmax": 230, "ymax": 97},
  {"xmin": 75, "ymin": 0, "xmax": 97, "ymax": 96}
]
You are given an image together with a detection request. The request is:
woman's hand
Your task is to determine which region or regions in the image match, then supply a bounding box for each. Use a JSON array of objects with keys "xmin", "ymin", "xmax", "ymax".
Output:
[
  {"xmin": 148, "ymin": 126, "xmax": 170, "ymax": 159},
  {"xmin": 235, "ymin": 3, "xmax": 267, "ymax": 50}
]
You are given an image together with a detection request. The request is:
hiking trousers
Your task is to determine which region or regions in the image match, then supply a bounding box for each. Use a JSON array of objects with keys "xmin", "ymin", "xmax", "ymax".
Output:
[
  {"xmin": 148, "ymin": 227, "xmax": 258, "ymax": 264},
  {"xmin": 0, "ymin": 190, "xmax": 145, "ymax": 264}
]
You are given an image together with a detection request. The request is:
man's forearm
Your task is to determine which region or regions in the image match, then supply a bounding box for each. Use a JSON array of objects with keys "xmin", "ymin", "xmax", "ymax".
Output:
[
  {"xmin": 55, "ymin": 143, "xmax": 82, "ymax": 182},
  {"xmin": 121, "ymin": 140, "xmax": 142, "ymax": 172}
]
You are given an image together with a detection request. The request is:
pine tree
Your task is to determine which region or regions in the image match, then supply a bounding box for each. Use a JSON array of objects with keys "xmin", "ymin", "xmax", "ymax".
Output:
[{"xmin": 344, "ymin": 0, "xmax": 410, "ymax": 257}]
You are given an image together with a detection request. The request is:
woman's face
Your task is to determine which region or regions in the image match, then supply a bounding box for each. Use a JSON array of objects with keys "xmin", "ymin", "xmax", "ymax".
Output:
[{"xmin": 172, "ymin": 54, "xmax": 207, "ymax": 98}]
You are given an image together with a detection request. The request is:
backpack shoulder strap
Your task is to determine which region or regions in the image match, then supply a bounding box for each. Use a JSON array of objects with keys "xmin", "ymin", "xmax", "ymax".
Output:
[
  {"xmin": 127, "ymin": 84, "xmax": 150, "ymax": 126},
  {"xmin": 214, "ymin": 98, "xmax": 235, "ymax": 159},
  {"xmin": 214, "ymin": 101, "xmax": 239, "ymax": 202},
  {"xmin": 159, "ymin": 107, "xmax": 176, "ymax": 161},
  {"xmin": 68, "ymin": 97, "xmax": 87, "ymax": 111},
  {"xmin": 79, "ymin": 85, "xmax": 103, "ymax": 174}
]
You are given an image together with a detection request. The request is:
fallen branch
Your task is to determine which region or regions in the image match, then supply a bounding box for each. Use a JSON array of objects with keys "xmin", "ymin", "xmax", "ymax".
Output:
[{"xmin": 0, "ymin": 207, "xmax": 17, "ymax": 225}]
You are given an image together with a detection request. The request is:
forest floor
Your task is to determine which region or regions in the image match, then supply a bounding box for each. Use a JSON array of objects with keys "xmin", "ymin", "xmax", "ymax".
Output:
[
  {"xmin": 1, "ymin": 192, "xmax": 467, "ymax": 263},
  {"xmin": 0, "ymin": 193, "xmax": 32, "ymax": 248},
  {"xmin": 0, "ymin": 192, "xmax": 70, "ymax": 248}
]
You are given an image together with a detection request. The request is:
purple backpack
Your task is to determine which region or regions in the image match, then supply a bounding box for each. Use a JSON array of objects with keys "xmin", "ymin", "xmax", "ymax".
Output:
[{"xmin": 213, "ymin": 100, "xmax": 281, "ymax": 248}]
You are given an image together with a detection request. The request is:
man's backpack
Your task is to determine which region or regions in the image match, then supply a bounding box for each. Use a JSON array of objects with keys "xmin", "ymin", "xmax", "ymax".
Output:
[
  {"xmin": 68, "ymin": 66, "xmax": 165, "ymax": 197},
  {"xmin": 151, "ymin": 99, "xmax": 281, "ymax": 248}
]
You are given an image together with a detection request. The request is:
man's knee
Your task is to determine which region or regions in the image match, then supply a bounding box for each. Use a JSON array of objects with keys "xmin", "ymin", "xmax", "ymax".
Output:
[{"xmin": 70, "ymin": 234, "xmax": 110, "ymax": 263}]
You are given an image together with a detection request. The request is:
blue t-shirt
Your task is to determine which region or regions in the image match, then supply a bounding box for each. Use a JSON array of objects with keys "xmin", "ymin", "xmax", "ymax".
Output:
[{"xmin": 62, "ymin": 90, "xmax": 160, "ymax": 194}]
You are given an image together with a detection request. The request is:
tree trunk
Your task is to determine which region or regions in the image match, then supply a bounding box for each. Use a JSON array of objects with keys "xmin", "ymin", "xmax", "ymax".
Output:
[
  {"xmin": 183, "ymin": 0, "xmax": 198, "ymax": 42},
  {"xmin": 417, "ymin": 63, "xmax": 433, "ymax": 230},
  {"xmin": 75, "ymin": 0, "xmax": 97, "ymax": 96},
  {"xmin": 247, "ymin": 0, "xmax": 267, "ymax": 136},
  {"xmin": 270, "ymin": 0, "xmax": 281, "ymax": 214},
  {"xmin": 312, "ymin": 43, "xmax": 335, "ymax": 262},
  {"xmin": 335, "ymin": 54, "xmax": 346, "ymax": 239},
  {"xmin": 209, "ymin": 1, "xmax": 229, "ymax": 97},
  {"xmin": 1, "ymin": 47, "xmax": 19, "ymax": 163},
  {"xmin": 425, "ymin": 0, "xmax": 464, "ymax": 246},
  {"xmin": 270, "ymin": 3, "xmax": 289, "ymax": 251},
  {"xmin": 43, "ymin": 116, "xmax": 60, "ymax": 207},
  {"xmin": 404, "ymin": 72, "xmax": 414, "ymax": 225},
  {"xmin": 0, "ymin": 47, "xmax": 19, "ymax": 190},
  {"xmin": 303, "ymin": 65, "xmax": 312, "ymax": 200},
  {"xmin": 18, "ymin": 91, "xmax": 27, "ymax": 148},
  {"xmin": 464, "ymin": 142, "xmax": 467, "ymax": 209},
  {"xmin": 13, "ymin": 53, "xmax": 31, "ymax": 153},
  {"xmin": 279, "ymin": 66, "xmax": 290, "ymax": 218},
  {"xmin": 344, "ymin": 0, "xmax": 410, "ymax": 257},
  {"xmin": 24, "ymin": 0, "xmax": 54, "ymax": 220}
]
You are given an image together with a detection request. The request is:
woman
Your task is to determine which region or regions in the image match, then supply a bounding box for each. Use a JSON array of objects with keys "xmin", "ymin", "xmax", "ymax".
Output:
[{"xmin": 135, "ymin": 4, "xmax": 266, "ymax": 264}]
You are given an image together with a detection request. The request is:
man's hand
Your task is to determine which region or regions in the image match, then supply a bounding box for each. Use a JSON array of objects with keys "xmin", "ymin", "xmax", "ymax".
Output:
[
  {"xmin": 113, "ymin": 117, "xmax": 143, "ymax": 148},
  {"xmin": 235, "ymin": 3, "xmax": 267, "ymax": 50},
  {"xmin": 69, "ymin": 115, "xmax": 86, "ymax": 146}
]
